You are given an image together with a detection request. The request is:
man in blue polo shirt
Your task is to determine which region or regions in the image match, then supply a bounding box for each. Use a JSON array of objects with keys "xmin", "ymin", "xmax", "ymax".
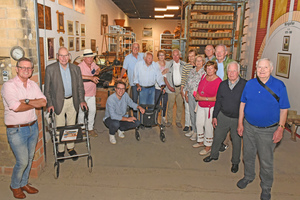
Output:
[
  {"xmin": 236, "ymin": 58, "xmax": 290, "ymax": 200},
  {"xmin": 118, "ymin": 42, "xmax": 144, "ymax": 118}
]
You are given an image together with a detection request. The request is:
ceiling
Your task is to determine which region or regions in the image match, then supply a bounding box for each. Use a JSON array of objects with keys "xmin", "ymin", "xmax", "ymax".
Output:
[{"xmin": 111, "ymin": 0, "xmax": 182, "ymax": 19}]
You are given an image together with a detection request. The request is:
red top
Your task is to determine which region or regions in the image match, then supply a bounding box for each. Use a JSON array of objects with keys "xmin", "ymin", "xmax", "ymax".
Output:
[{"xmin": 197, "ymin": 74, "xmax": 222, "ymax": 108}]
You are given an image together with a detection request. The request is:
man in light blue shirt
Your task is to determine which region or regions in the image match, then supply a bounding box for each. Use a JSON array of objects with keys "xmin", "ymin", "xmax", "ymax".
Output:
[
  {"xmin": 104, "ymin": 81, "xmax": 145, "ymax": 144},
  {"xmin": 213, "ymin": 44, "xmax": 234, "ymax": 80},
  {"xmin": 134, "ymin": 52, "xmax": 165, "ymax": 105},
  {"xmin": 119, "ymin": 42, "xmax": 144, "ymax": 118}
]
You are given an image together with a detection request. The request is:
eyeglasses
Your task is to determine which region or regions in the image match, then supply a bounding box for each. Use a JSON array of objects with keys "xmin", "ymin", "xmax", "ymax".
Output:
[
  {"xmin": 18, "ymin": 66, "xmax": 34, "ymax": 71},
  {"xmin": 58, "ymin": 54, "xmax": 70, "ymax": 58},
  {"xmin": 116, "ymin": 87, "xmax": 125, "ymax": 91}
]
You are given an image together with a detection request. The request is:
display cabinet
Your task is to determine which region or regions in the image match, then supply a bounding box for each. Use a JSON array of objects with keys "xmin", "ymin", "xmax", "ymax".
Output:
[{"xmin": 160, "ymin": 33, "xmax": 179, "ymax": 60}]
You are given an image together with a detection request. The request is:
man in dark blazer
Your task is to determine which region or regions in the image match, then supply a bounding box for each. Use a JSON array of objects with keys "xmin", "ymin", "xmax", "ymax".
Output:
[{"xmin": 44, "ymin": 47, "xmax": 87, "ymax": 162}]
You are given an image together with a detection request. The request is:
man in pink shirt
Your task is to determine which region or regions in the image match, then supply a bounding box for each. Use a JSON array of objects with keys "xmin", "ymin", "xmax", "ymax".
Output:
[
  {"xmin": 78, "ymin": 49, "xmax": 100, "ymax": 137},
  {"xmin": 1, "ymin": 57, "xmax": 46, "ymax": 199}
]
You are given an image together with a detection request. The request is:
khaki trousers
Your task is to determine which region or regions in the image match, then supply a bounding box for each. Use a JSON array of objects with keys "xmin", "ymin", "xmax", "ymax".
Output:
[
  {"xmin": 56, "ymin": 98, "xmax": 77, "ymax": 152},
  {"xmin": 167, "ymin": 86, "xmax": 183, "ymax": 124}
]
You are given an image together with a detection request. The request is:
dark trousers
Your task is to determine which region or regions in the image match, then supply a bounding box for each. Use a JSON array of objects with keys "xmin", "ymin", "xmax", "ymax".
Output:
[
  {"xmin": 104, "ymin": 117, "xmax": 140, "ymax": 135},
  {"xmin": 131, "ymin": 85, "xmax": 138, "ymax": 118},
  {"xmin": 210, "ymin": 112, "xmax": 241, "ymax": 164},
  {"xmin": 154, "ymin": 89, "xmax": 168, "ymax": 117}
]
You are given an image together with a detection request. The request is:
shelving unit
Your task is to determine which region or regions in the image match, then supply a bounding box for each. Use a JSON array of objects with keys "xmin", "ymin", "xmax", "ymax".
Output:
[
  {"xmin": 183, "ymin": 0, "xmax": 248, "ymax": 65},
  {"xmin": 160, "ymin": 33, "xmax": 179, "ymax": 60}
]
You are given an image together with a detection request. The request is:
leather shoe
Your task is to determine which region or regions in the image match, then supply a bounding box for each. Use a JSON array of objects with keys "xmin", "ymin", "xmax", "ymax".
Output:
[
  {"xmin": 57, "ymin": 151, "xmax": 65, "ymax": 163},
  {"xmin": 10, "ymin": 186, "xmax": 26, "ymax": 199},
  {"xmin": 203, "ymin": 156, "xmax": 218, "ymax": 162},
  {"xmin": 231, "ymin": 164, "xmax": 239, "ymax": 173},
  {"xmin": 183, "ymin": 126, "xmax": 189, "ymax": 131},
  {"xmin": 21, "ymin": 184, "xmax": 39, "ymax": 194},
  {"xmin": 67, "ymin": 148, "xmax": 78, "ymax": 161},
  {"xmin": 176, "ymin": 122, "xmax": 182, "ymax": 128}
]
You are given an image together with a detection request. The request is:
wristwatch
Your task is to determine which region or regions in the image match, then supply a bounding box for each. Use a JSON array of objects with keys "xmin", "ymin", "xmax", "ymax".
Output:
[{"xmin": 25, "ymin": 99, "xmax": 30, "ymax": 104}]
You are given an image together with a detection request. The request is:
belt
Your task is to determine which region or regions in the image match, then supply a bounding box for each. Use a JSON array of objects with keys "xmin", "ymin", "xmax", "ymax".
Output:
[
  {"xmin": 142, "ymin": 85, "xmax": 154, "ymax": 88},
  {"xmin": 253, "ymin": 122, "xmax": 278, "ymax": 129},
  {"xmin": 6, "ymin": 120, "xmax": 37, "ymax": 128},
  {"xmin": 174, "ymin": 85, "xmax": 181, "ymax": 87},
  {"xmin": 65, "ymin": 96, "xmax": 72, "ymax": 99}
]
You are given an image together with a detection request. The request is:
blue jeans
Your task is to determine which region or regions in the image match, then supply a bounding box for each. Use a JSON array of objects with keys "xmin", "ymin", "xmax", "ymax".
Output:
[
  {"xmin": 243, "ymin": 119, "xmax": 277, "ymax": 191},
  {"xmin": 104, "ymin": 117, "xmax": 140, "ymax": 135},
  {"xmin": 7, "ymin": 122, "xmax": 39, "ymax": 189},
  {"xmin": 155, "ymin": 89, "xmax": 168, "ymax": 117},
  {"xmin": 139, "ymin": 86, "xmax": 155, "ymax": 105},
  {"xmin": 131, "ymin": 85, "xmax": 138, "ymax": 118}
]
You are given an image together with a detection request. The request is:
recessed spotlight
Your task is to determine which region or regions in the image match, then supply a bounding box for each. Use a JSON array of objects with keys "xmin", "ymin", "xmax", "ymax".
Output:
[
  {"xmin": 155, "ymin": 7, "xmax": 167, "ymax": 11},
  {"xmin": 167, "ymin": 6, "xmax": 180, "ymax": 10},
  {"xmin": 164, "ymin": 14, "xmax": 175, "ymax": 17},
  {"xmin": 155, "ymin": 15, "xmax": 164, "ymax": 18}
]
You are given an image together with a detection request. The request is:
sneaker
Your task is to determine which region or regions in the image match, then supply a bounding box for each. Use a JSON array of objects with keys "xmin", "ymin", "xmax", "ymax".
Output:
[
  {"xmin": 185, "ymin": 131, "xmax": 194, "ymax": 137},
  {"xmin": 88, "ymin": 130, "xmax": 98, "ymax": 137},
  {"xmin": 237, "ymin": 178, "xmax": 253, "ymax": 189},
  {"xmin": 67, "ymin": 148, "xmax": 78, "ymax": 161},
  {"xmin": 57, "ymin": 151, "xmax": 65, "ymax": 163},
  {"xmin": 199, "ymin": 148, "xmax": 211, "ymax": 156},
  {"xmin": 192, "ymin": 143, "xmax": 204, "ymax": 148},
  {"xmin": 190, "ymin": 132, "xmax": 197, "ymax": 141},
  {"xmin": 260, "ymin": 189, "xmax": 271, "ymax": 200},
  {"xmin": 219, "ymin": 143, "xmax": 229, "ymax": 152},
  {"xmin": 165, "ymin": 122, "xmax": 172, "ymax": 127},
  {"xmin": 162, "ymin": 117, "xmax": 167, "ymax": 124},
  {"xmin": 109, "ymin": 135, "xmax": 116, "ymax": 144},
  {"xmin": 183, "ymin": 126, "xmax": 189, "ymax": 131},
  {"xmin": 117, "ymin": 129, "xmax": 125, "ymax": 138}
]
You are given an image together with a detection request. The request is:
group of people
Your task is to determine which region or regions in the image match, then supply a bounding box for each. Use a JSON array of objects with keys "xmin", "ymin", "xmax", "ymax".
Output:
[{"xmin": 1, "ymin": 41, "xmax": 290, "ymax": 200}]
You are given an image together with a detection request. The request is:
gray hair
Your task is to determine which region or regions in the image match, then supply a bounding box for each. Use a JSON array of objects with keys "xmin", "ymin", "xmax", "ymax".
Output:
[
  {"xmin": 227, "ymin": 61, "xmax": 240, "ymax": 73},
  {"xmin": 172, "ymin": 49, "xmax": 181, "ymax": 57},
  {"xmin": 143, "ymin": 51, "xmax": 153, "ymax": 58},
  {"xmin": 132, "ymin": 42, "xmax": 140, "ymax": 48},
  {"xmin": 256, "ymin": 58, "xmax": 274, "ymax": 69},
  {"xmin": 215, "ymin": 44, "xmax": 227, "ymax": 52}
]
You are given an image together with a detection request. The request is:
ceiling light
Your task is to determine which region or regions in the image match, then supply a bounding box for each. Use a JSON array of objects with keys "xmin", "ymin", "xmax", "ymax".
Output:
[
  {"xmin": 154, "ymin": 7, "xmax": 167, "ymax": 11},
  {"xmin": 167, "ymin": 6, "xmax": 180, "ymax": 10},
  {"xmin": 164, "ymin": 14, "xmax": 174, "ymax": 17},
  {"xmin": 155, "ymin": 15, "xmax": 164, "ymax": 18}
]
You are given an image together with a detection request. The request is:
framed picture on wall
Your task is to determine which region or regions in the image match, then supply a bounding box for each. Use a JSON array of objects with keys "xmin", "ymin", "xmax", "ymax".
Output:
[
  {"xmin": 68, "ymin": 37, "xmax": 74, "ymax": 51},
  {"xmin": 75, "ymin": 0, "xmax": 85, "ymax": 14},
  {"xmin": 38, "ymin": 3, "xmax": 52, "ymax": 30},
  {"xmin": 81, "ymin": 24, "xmax": 86, "ymax": 36},
  {"xmin": 101, "ymin": 14, "xmax": 108, "ymax": 35},
  {"xmin": 67, "ymin": 20, "xmax": 74, "ymax": 35},
  {"xmin": 143, "ymin": 27, "xmax": 152, "ymax": 37},
  {"xmin": 81, "ymin": 38, "xmax": 86, "ymax": 50},
  {"xmin": 47, "ymin": 38, "xmax": 55, "ymax": 60},
  {"xmin": 91, "ymin": 39, "xmax": 96, "ymax": 53},
  {"xmin": 59, "ymin": 36, "xmax": 64, "ymax": 47},
  {"xmin": 58, "ymin": 0, "xmax": 73, "ymax": 9},
  {"xmin": 282, "ymin": 36, "xmax": 290, "ymax": 51},
  {"xmin": 75, "ymin": 21, "xmax": 79, "ymax": 36},
  {"xmin": 141, "ymin": 40, "xmax": 153, "ymax": 52},
  {"xmin": 56, "ymin": 11, "xmax": 65, "ymax": 33},
  {"xmin": 76, "ymin": 37, "xmax": 80, "ymax": 52},
  {"xmin": 276, "ymin": 53, "xmax": 291, "ymax": 79}
]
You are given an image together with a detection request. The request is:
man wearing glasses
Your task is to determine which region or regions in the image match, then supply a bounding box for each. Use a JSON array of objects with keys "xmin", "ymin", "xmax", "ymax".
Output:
[
  {"xmin": 44, "ymin": 47, "xmax": 87, "ymax": 162},
  {"xmin": 103, "ymin": 81, "xmax": 145, "ymax": 144},
  {"xmin": 1, "ymin": 57, "xmax": 46, "ymax": 199}
]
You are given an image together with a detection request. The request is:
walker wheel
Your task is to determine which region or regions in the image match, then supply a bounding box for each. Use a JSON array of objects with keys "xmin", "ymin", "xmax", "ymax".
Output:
[
  {"xmin": 160, "ymin": 131, "xmax": 166, "ymax": 142},
  {"xmin": 87, "ymin": 156, "xmax": 93, "ymax": 173},
  {"xmin": 54, "ymin": 162, "xmax": 60, "ymax": 179},
  {"xmin": 135, "ymin": 130, "xmax": 141, "ymax": 141}
]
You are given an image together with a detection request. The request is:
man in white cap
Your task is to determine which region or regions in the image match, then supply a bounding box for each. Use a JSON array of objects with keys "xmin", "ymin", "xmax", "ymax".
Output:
[{"xmin": 78, "ymin": 49, "xmax": 100, "ymax": 137}]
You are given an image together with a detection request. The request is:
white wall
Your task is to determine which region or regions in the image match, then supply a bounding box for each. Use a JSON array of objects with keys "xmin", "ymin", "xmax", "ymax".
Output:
[
  {"xmin": 38, "ymin": 0, "xmax": 128, "ymax": 66},
  {"xmin": 128, "ymin": 19, "xmax": 180, "ymax": 61}
]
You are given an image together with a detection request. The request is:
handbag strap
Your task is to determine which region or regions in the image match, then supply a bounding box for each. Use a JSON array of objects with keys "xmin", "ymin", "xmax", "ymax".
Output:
[{"xmin": 256, "ymin": 77, "xmax": 280, "ymax": 102}]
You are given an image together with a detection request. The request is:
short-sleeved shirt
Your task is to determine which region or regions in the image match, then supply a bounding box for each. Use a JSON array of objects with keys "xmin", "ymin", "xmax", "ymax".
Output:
[
  {"xmin": 241, "ymin": 76, "xmax": 290, "ymax": 127},
  {"xmin": 1, "ymin": 76, "xmax": 47, "ymax": 125},
  {"xmin": 78, "ymin": 61, "xmax": 100, "ymax": 97},
  {"xmin": 123, "ymin": 52, "xmax": 144, "ymax": 86}
]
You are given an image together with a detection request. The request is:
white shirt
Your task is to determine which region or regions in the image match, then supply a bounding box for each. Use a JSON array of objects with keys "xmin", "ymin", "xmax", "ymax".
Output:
[{"xmin": 173, "ymin": 61, "xmax": 181, "ymax": 86}]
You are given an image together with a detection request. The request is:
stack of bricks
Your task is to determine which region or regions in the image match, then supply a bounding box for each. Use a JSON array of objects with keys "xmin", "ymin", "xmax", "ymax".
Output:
[{"xmin": 0, "ymin": 0, "xmax": 45, "ymax": 178}]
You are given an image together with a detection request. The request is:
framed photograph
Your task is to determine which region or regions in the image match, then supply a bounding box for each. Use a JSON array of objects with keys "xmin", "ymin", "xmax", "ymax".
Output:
[
  {"xmin": 81, "ymin": 38, "xmax": 86, "ymax": 50},
  {"xmin": 75, "ymin": 0, "xmax": 85, "ymax": 14},
  {"xmin": 47, "ymin": 38, "xmax": 55, "ymax": 60},
  {"xmin": 75, "ymin": 21, "xmax": 79, "ymax": 36},
  {"xmin": 81, "ymin": 24, "xmax": 86, "ymax": 36},
  {"xmin": 143, "ymin": 27, "xmax": 152, "ymax": 37},
  {"xmin": 56, "ymin": 11, "xmax": 65, "ymax": 33},
  {"xmin": 101, "ymin": 14, "xmax": 108, "ymax": 35},
  {"xmin": 76, "ymin": 37, "xmax": 80, "ymax": 52},
  {"xmin": 282, "ymin": 36, "xmax": 290, "ymax": 51},
  {"xmin": 91, "ymin": 39, "xmax": 96, "ymax": 53},
  {"xmin": 68, "ymin": 37, "xmax": 74, "ymax": 51},
  {"xmin": 58, "ymin": 0, "xmax": 73, "ymax": 9},
  {"xmin": 59, "ymin": 36, "xmax": 64, "ymax": 47},
  {"xmin": 276, "ymin": 53, "xmax": 292, "ymax": 79},
  {"xmin": 141, "ymin": 40, "xmax": 154, "ymax": 52},
  {"xmin": 38, "ymin": 3, "xmax": 52, "ymax": 30},
  {"xmin": 67, "ymin": 20, "xmax": 74, "ymax": 35}
]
